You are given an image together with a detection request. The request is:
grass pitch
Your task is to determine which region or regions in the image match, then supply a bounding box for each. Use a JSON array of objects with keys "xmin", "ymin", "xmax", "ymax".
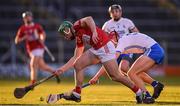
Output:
[{"xmin": 0, "ymin": 77, "xmax": 180, "ymax": 106}]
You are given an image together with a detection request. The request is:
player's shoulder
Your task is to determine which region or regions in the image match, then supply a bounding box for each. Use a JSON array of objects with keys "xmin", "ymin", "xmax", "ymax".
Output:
[
  {"xmin": 73, "ymin": 19, "xmax": 84, "ymax": 31},
  {"xmin": 34, "ymin": 23, "xmax": 42, "ymax": 27},
  {"xmin": 74, "ymin": 19, "xmax": 87, "ymax": 28},
  {"xmin": 104, "ymin": 19, "xmax": 114, "ymax": 25},
  {"xmin": 73, "ymin": 20, "xmax": 80, "ymax": 26},
  {"xmin": 121, "ymin": 17, "xmax": 133, "ymax": 22},
  {"xmin": 18, "ymin": 24, "xmax": 26, "ymax": 30},
  {"xmin": 102, "ymin": 19, "xmax": 114, "ymax": 29}
]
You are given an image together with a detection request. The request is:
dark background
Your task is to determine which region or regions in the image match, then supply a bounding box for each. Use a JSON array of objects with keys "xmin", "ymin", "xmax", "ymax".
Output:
[{"xmin": 0, "ymin": 0, "xmax": 180, "ymax": 78}]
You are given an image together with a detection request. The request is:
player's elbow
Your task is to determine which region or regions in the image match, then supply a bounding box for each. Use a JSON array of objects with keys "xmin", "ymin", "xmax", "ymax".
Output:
[
  {"xmin": 131, "ymin": 27, "xmax": 139, "ymax": 33},
  {"xmin": 74, "ymin": 60, "xmax": 83, "ymax": 72},
  {"xmin": 14, "ymin": 38, "xmax": 19, "ymax": 44},
  {"xmin": 84, "ymin": 16, "xmax": 93, "ymax": 22},
  {"xmin": 40, "ymin": 33, "xmax": 46, "ymax": 41},
  {"xmin": 85, "ymin": 16, "xmax": 93, "ymax": 20}
]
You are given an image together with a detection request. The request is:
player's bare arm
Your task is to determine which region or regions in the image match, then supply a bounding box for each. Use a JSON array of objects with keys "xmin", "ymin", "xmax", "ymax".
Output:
[
  {"xmin": 57, "ymin": 46, "xmax": 84, "ymax": 74},
  {"xmin": 130, "ymin": 27, "xmax": 139, "ymax": 33},
  {"xmin": 15, "ymin": 31, "xmax": 26, "ymax": 44},
  {"xmin": 89, "ymin": 67, "xmax": 106, "ymax": 84},
  {"xmin": 80, "ymin": 16, "xmax": 99, "ymax": 44},
  {"xmin": 15, "ymin": 36, "xmax": 24, "ymax": 44},
  {"xmin": 39, "ymin": 31, "xmax": 46, "ymax": 42}
]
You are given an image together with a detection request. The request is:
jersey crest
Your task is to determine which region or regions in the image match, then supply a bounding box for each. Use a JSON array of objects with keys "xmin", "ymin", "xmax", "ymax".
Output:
[{"xmin": 82, "ymin": 34, "xmax": 91, "ymax": 44}]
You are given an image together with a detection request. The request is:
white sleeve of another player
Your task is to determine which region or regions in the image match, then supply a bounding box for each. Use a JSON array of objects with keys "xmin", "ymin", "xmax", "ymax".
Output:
[
  {"xmin": 116, "ymin": 39, "xmax": 124, "ymax": 53},
  {"xmin": 126, "ymin": 19, "xmax": 135, "ymax": 30},
  {"xmin": 102, "ymin": 22, "xmax": 109, "ymax": 33}
]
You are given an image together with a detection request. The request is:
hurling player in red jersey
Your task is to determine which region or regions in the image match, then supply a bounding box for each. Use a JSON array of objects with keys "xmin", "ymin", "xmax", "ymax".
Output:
[
  {"xmin": 55, "ymin": 16, "xmax": 141, "ymax": 102},
  {"xmin": 15, "ymin": 11, "xmax": 60, "ymax": 85}
]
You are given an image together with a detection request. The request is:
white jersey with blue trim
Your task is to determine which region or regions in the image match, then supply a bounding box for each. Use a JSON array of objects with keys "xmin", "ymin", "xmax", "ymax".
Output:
[
  {"xmin": 116, "ymin": 32, "xmax": 157, "ymax": 53},
  {"xmin": 102, "ymin": 17, "xmax": 135, "ymax": 38}
]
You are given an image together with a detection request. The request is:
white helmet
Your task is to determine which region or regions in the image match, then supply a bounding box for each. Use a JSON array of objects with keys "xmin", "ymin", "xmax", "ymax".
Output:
[
  {"xmin": 108, "ymin": 4, "xmax": 122, "ymax": 12},
  {"xmin": 22, "ymin": 11, "xmax": 33, "ymax": 18}
]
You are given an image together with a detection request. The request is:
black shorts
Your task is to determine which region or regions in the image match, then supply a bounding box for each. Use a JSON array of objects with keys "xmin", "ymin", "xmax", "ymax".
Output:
[{"xmin": 117, "ymin": 53, "xmax": 143, "ymax": 66}]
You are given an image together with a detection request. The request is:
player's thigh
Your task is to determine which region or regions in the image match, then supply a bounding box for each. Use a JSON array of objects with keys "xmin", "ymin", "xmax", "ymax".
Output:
[
  {"xmin": 36, "ymin": 57, "xmax": 42, "ymax": 68},
  {"xmin": 119, "ymin": 59, "xmax": 130, "ymax": 73},
  {"xmin": 38, "ymin": 57, "xmax": 46, "ymax": 65},
  {"xmin": 38, "ymin": 57, "xmax": 48, "ymax": 69},
  {"xmin": 128, "ymin": 55, "xmax": 155, "ymax": 75},
  {"xmin": 74, "ymin": 50, "xmax": 100, "ymax": 71},
  {"xmin": 118, "ymin": 53, "xmax": 135, "ymax": 73},
  {"xmin": 102, "ymin": 59, "xmax": 119, "ymax": 77},
  {"xmin": 30, "ymin": 56, "xmax": 37, "ymax": 66}
]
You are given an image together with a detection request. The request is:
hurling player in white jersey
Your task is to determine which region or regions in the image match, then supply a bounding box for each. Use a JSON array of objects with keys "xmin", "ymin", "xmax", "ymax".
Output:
[
  {"xmin": 101, "ymin": 4, "xmax": 141, "ymax": 74},
  {"xmin": 102, "ymin": 4, "xmax": 139, "ymax": 38},
  {"xmin": 91, "ymin": 32, "xmax": 165, "ymax": 104},
  {"xmin": 115, "ymin": 32, "xmax": 164, "ymax": 103}
]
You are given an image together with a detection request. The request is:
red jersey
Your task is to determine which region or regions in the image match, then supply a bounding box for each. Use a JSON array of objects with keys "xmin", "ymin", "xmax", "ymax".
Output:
[
  {"xmin": 16, "ymin": 23, "xmax": 44, "ymax": 53},
  {"xmin": 74, "ymin": 20, "xmax": 110, "ymax": 50}
]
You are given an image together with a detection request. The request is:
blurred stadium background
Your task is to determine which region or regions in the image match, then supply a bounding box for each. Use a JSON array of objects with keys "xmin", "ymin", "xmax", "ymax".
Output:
[{"xmin": 0, "ymin": 0, "xmax": 180, "ymax": 79}]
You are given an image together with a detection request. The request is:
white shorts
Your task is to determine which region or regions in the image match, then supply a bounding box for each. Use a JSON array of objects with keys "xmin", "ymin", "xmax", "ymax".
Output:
[
  {"xmin": 29, "ymin": 48, "xmax": 44, "ymax": 58},
  {"xmin": 89, "ymin": 41, "xmax": 116, "ymax": 63}
]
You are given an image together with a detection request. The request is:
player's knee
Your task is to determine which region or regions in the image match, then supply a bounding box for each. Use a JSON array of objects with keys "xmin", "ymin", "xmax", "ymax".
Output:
[
  {"xmin": 127, "ymin": 71, "xmax": 135, "ymax": 78},
  {"xmin": 120, "ymin": 67, "xmax": 128, "ymax": 75},
  {"xmin": 30, "ymin": 62, "xmax": 36, "ymax": 68},
  {"xmin": 120, "ymin": 62, "xmax": 129, "ymax": 73},
  {"xmin": 137, "ymin": 73, "xmax": 143, "ymax": 78},
  {"xmin": 74, "ymin": 62, "xmax": 83, "ymax": 72},
  {"xmin": 30, "ymin": 60, "xmax": 39, "ymax": 68}
]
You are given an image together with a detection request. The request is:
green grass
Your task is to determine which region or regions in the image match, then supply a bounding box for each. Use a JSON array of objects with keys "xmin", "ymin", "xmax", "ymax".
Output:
[{"xmin": 0, "ymin": 77, "xmax": 180, "ymax": 106}]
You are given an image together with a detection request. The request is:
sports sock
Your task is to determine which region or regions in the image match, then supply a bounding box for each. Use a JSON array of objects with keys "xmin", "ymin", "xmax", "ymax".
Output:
[
  {"xmin": 136, "ymin": 89, "xmax": 142, "ymax": 96},
  {"xmin": 30, "ymin": 80, "xmax": 36, "ymax": 85},
  {"xmin": 73, "ymin": 86, "xmax": 81, "ymax": 94},
  {"xmin": 151, "ymin": 81, "xmax": 158, "ymax": 87},
  {"xmin": 132, "ymin": 85, "xmax": 139, "ymax": 93}
]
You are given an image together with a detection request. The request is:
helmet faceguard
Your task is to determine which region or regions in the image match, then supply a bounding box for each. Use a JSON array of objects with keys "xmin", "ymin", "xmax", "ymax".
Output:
[
  {"xmin": 58, "ymin": 21, "xmax": 75, "ymax": 40},
  {"xmin": 58, "ymin": 21, "xmax": 73, "ymax": 34}
]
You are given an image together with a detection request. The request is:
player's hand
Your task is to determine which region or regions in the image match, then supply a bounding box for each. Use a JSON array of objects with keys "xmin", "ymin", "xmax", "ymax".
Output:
[
  {"xmin": 92, "ymin": 31, "xmax": 99, "ymax": 44},
  {"xmin": 55, "ymin": 69, "xmax": 64, "ymax": 75},
  {"xmin": 89, "ymin": 76, "xmax": 99, "ymax": 85},
  {"xmin": 39, "ymin": 36, "xmax": 46, "ymax": 43}
]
